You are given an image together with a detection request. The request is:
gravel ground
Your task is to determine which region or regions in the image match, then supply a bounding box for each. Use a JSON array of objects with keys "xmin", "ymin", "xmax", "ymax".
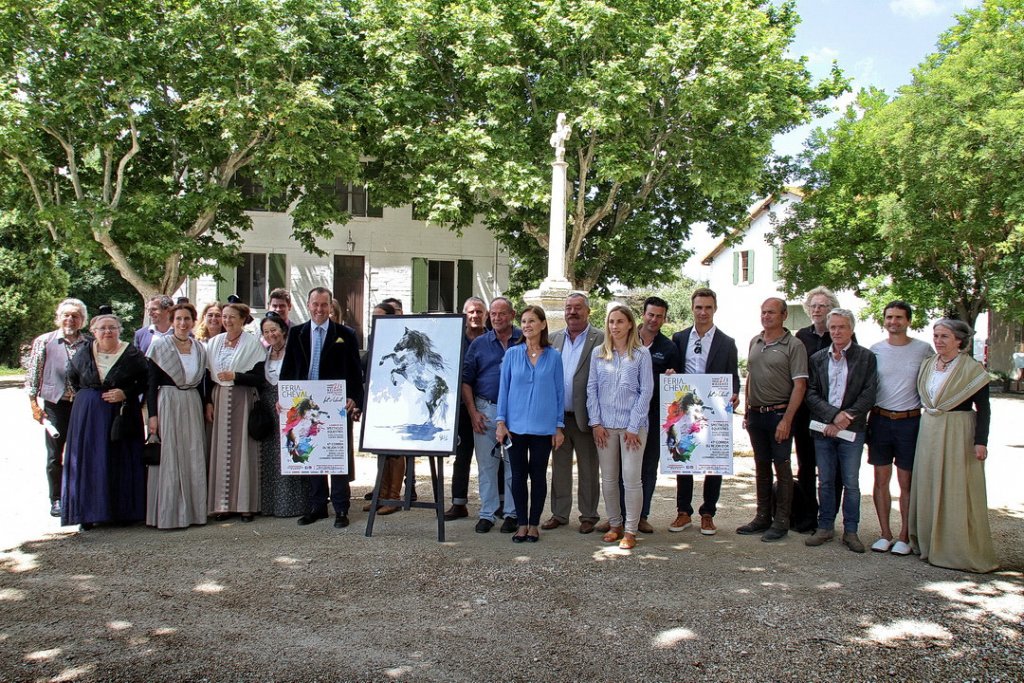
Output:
[{"xmin": 1, "ymin": 382, "xmax": 1022, "ymax": 682}]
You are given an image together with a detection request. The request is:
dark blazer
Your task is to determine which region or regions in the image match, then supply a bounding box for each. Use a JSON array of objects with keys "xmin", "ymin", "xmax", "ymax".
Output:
[
  {"xmin": 671, "ymin": 326, "xmax": 740, "ymax": 395},
  {"xmin": 280, "ymin": 320, "xmax": 364, "ymax": 408},
  {"xmin": 806, "ymin": 344, "xmax": 877, "ymax": 431},
  {"xmin": 550, "ymin": 326, "xmax": 604, "ymax": 432}
]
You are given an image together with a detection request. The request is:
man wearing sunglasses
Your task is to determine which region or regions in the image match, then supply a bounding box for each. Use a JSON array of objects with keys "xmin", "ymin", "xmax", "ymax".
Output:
[{"xmin": 668, "ymin": 288, "xmax": 740, "ymax": 536}]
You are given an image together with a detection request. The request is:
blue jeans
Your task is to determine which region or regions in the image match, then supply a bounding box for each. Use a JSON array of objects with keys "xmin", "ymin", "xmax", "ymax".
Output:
[
  {"xmin": 472, "ymin": 398, "xmax": 516, "ymax": 521},
  {"xmin": 814, "ymin": 432, "xmax": 865, "ymax": 533},
  {"xmin": 508, "ymin": 433, "xmax": 552, "ymax": 526}
]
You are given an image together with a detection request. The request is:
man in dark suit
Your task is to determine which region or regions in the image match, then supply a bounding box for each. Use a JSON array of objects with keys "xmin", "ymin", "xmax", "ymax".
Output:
[
  {"xmin": 542, "ymin": 293, "xmax": 605, "ymax": 534},
  {"xmin": 668, "ymin": 288, "xmax": 740, "ymax": 536},
  {"xmin": 280, "ymin": 287, "xmax": 364, "ymax": 528}
]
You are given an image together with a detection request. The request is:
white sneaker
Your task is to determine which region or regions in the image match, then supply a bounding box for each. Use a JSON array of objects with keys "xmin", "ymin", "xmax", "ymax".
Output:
[
  {"xmin": 871, "ymin": 537, "xmax": 894, "ymax": 553},
  {"xmin": 891, "ymin": 540, "xmax": 912, "ymax": 556}
]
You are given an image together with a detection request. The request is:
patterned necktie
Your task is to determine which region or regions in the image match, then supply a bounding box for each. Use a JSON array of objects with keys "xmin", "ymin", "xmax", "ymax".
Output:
[{"xmin": 310, "ymin": 325, "xmax": 324, "ymax": 381}]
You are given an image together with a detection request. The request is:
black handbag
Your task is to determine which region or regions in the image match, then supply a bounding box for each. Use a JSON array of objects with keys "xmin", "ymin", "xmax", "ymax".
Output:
[
  {"xmin": 248, "ymin": 401, "xmax": 276, "ymax": 441},
  {"xmin": 110, "ymin": 401, "xmax": 127, "ymax": 442},
  {"xmin": 142, "ymin": 434, "xmax": 161, "ymax": 466}
]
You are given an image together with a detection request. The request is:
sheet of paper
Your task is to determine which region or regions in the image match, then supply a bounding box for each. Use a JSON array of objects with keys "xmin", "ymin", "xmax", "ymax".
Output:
[{"xmin": 808, "ymin": 419, "xmax": 856, "ymax": 443}]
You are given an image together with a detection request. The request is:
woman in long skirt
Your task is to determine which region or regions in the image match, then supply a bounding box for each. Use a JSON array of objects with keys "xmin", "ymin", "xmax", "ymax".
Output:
[
  {"xmin": 205, "ymin": 303, "xmax": 266, "ymax": 522},
  {"xmin": 258, "ymin": 312, "xmax": 309, "ymax": 516},
  {"xmin": 145, "ymin": 303, "xmax": 208, "ymax": 529},
  {"xmin": 62, "ymin": 314, "xmax": 148, "ymax": 528},
  {"xmin": 909, "ymin": 319, "xmax": 997, "ymax": 573}
]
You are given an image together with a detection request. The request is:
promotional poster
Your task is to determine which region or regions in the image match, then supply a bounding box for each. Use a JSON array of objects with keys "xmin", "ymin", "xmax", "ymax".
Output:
[
  {"xmin": 279, "ymin": 380, "xmax": 349, "ymax": 475},
  {"xmin": 658, "ymin": 373, "xmax": 734, "ymax": 475}
]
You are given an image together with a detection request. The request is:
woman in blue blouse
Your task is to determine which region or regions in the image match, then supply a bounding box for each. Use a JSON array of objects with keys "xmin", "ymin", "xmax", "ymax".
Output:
[
  {"xmin": 587, "ymin": 304, "xmax": 654, "ymax": 550},
  {"xmin": 496, "ymin": 306, "xmax": 565, "ymax": 543}
]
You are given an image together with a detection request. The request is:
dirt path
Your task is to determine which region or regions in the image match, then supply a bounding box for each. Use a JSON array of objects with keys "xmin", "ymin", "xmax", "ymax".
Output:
[{"xmin": 2, "ymin": 384, "xmax": 1022, "ymax": 681}]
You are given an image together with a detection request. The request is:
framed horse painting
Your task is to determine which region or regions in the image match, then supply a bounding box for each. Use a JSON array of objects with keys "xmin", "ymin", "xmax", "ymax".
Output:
[{"xmin": 360, "ymin": 314, "xmax": 465, "ymax": 454}]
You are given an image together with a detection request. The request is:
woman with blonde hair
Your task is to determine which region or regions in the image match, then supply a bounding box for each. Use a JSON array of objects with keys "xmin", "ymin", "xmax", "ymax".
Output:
[
  {"xmin": 195, "ymin": 302, "xmax": 224, "ymax": 343},
  {"xmin": 587, "ymin": 304, "xmax": 653, "ymax": 550}
]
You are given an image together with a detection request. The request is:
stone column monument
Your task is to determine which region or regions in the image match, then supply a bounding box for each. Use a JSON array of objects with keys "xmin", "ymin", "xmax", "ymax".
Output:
[{"xmin": 524, "ymin": 113, "xmax": 575, "ymax": 331}]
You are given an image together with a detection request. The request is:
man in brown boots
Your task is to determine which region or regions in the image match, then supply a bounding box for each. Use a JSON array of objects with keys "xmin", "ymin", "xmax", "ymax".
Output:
[{"xmin": 737, "ymin": 298, "xmax": 808, "ymax": 542}]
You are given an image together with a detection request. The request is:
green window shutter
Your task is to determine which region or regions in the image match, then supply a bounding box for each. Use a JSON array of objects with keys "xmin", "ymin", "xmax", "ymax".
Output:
[
  {"xmin": 217, "ymin": 263, "xmax": 235, "ymax": 302},
  {"xmin": 732, "ymin": 252, "xmax": 739, "ymax": 285},
  {"xmin": 269, "ymin": 253, "xmax": 287, "ymax": 292},
  {"xmin": 747, "ymin": 250, "xmax": 755, "ymax": 284},
  {"xmin": 457, "ymin": 259, "xmax": 474, "ymax": 305},
  {"xmin": 411, "ymin": 257, "xmax": 428, "ymax": 314},
  {"xmin": 771, "ymin": 246, "xmax": 780, "ymax": 281}
]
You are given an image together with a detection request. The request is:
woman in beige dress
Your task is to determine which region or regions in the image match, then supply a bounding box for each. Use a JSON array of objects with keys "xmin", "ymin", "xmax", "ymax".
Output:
[
  {"xmin": 908, "ymin": 319, "xmax": 996, "ymax": 573},
  {"xmin": 205, "ymin": 303, "xmax": 265, "ymax": 522}
]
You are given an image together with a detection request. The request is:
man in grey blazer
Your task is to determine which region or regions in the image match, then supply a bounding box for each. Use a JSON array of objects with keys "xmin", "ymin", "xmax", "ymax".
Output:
[{"xmin": 541, "ymin": 293, "xmax": 605, "ymax": 534}]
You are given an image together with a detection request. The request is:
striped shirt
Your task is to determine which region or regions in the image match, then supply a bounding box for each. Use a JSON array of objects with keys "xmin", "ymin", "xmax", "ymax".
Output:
[{"xmin": 586, "ymin": 346, "xmax": 654, "ymax": 433}]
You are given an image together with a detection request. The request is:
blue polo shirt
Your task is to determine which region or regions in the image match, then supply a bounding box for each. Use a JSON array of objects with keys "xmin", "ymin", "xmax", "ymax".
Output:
[{"xmin": 462, "ymin": 327, "xmax": 522, "ymax": 403}]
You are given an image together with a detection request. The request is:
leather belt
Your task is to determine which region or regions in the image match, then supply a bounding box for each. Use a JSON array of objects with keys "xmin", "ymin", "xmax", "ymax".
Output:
[
  {"xmin": 751, "ymin": 403, "xmax": 788, "ymax": 413},
  {"xmin": 871, "ymin": 407, "xmax": 921, "ymax": 420}
]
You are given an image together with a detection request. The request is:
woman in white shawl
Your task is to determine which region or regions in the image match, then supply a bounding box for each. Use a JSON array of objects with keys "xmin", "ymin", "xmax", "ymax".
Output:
[
  {"xmin": 146, "ymin": 303, "xmax": 208, "ymax": 529},
  {"xmin": 205, "ymin": 302, "xmax": 266, "ymax": 522},
  {"xmin": 909, "ymin": 319, "xmax": 996, "ymax": 573}
]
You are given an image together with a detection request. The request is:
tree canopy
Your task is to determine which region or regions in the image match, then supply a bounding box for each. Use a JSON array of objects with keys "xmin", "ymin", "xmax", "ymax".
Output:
[
  {"xmin": 0, "ymin": 0, "xmax": 366, "ymax": 301},
  {"xmin": 358, "ymin": 0, "xmax": 845, "ymax": 293},
  {"xmin": 775, "ymin": 0, "xmax": 1024, "ymax": 328}
]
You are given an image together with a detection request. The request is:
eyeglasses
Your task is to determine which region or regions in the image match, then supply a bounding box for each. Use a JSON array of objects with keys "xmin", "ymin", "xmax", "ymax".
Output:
[
  {"xmin": 693, "ymin": 337, "xmax": 702, "ymax": 355},
  {"xmin": 94, "ymin": 327, "xmax": 119, "ymax": 333}
]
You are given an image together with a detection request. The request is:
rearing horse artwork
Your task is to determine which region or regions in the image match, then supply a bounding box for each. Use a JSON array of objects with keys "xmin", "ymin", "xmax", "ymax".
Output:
[{"xmin": 379, "ymin": 327, "xmax": 449, "ymax": 426}]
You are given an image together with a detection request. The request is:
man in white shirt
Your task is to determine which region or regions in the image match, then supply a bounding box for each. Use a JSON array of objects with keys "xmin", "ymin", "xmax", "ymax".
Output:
[{"xmin": 867, "ymin": 301, "xmax": 933, "ymax": 556}]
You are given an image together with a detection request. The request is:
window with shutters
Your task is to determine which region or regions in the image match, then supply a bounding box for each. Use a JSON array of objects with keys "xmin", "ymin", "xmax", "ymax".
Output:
[
  {"xmin": 732, "ymin": 250, "xmax": 755, "ymax": 285},
  {"xmin": 232, "ymin": 253, "xmax": 287, "ymax": 309},
  {"xmin": 411, "ymin": 258, "xmax": 475, "ymax": 313}
]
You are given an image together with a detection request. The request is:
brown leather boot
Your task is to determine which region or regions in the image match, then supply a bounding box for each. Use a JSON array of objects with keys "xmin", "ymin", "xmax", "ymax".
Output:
[
  {"xmin": 737, "ymin": 459, "xmax": 774, "ymax": 534},
  {"xmin": 763, "ymin": 459, "xmax": 793, "ymax": 542},
  {"xmin": 377, "ymin": 456, "xmax": 404, "ymax": 515}
]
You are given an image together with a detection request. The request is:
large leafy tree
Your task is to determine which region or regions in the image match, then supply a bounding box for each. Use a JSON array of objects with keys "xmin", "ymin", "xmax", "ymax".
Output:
[
  {"xmin": 0, "ymin": 0, "xmax": 366, "ymax": 301},
  {"xmin": 358, "ymin": 0, "xmax": 844, "ymax": 293},
  {"xmin": 776, "ymin": 0, "xmax": 1024, "ymax": 328}
]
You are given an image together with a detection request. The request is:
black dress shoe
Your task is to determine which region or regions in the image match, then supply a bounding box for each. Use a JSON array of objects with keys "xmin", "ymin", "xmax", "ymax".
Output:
[
  {"xmin": 475, "ymin": 519, "xmax": 494, "ymax": 533},
  {"xmin": 334, "ymin": 515, "xmax": 350, "ymax": 528},
  {"xmin": 444, "ymin": 504, "xmax": 469, "ymax": 521},
  {"xmin": 526, "ymin": 534, "xmax": 539, "ymax": 543},
  {"xmin": 50, "ymin": 500, "xmax": 61, "ymax": 517},
  {"xmin": 500, "ymin": 516, "xmax": 518, "ymax": 533},
  {"xmin": 297, "ymin": 509, "xmax": 329, "ymax": 526},
  {"xmin": 512, "ymin": 533, "xmax": 528, "ymax": 543}
]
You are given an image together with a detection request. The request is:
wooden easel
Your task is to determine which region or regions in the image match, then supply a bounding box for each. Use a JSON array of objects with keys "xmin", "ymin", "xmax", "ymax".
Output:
[{"xmin": 364, "ymin": 452, "xmax": 447, "ymax": 541}]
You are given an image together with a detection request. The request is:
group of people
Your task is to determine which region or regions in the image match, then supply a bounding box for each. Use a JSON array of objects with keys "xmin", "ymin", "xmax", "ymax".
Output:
[
  {"xmin": 457, "ymin": 290, "xmax": 735, "ymax": 551},
  {"xmin": 26, "ymin": 284, "xmax": 997, "ymax": 573},
  {"xmin": 736, "ymin": 290, "xmax": 995, "ymax": 573},
  {"xmin": 25, "ymin": 288, "xmax": 368, "ymax": 531}
]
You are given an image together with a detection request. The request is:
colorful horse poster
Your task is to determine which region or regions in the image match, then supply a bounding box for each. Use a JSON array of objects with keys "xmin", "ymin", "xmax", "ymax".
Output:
[
  {"xmin": 361, "ymin": 314, "xmax": 464, "ymax": 454},
  {"xmin": 659, "ymin": 373, "xmax": 734, "ymax": 475},
  {"xmin": 278, "ymin": 380, "xmax": 349, "ymax": 475}
]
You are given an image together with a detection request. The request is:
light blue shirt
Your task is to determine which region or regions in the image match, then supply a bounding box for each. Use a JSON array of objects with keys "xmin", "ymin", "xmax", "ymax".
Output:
[
  {"xmin": 586, "ymin": 346, "xmax": 654, "ymax": 433},
  {"xmin": 496, "ymin": 345, "xmax": 565, "ymax": 435},
  {"xmin": 561, "ymin": 325, "xmax": 591, "ymax": 412}
]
